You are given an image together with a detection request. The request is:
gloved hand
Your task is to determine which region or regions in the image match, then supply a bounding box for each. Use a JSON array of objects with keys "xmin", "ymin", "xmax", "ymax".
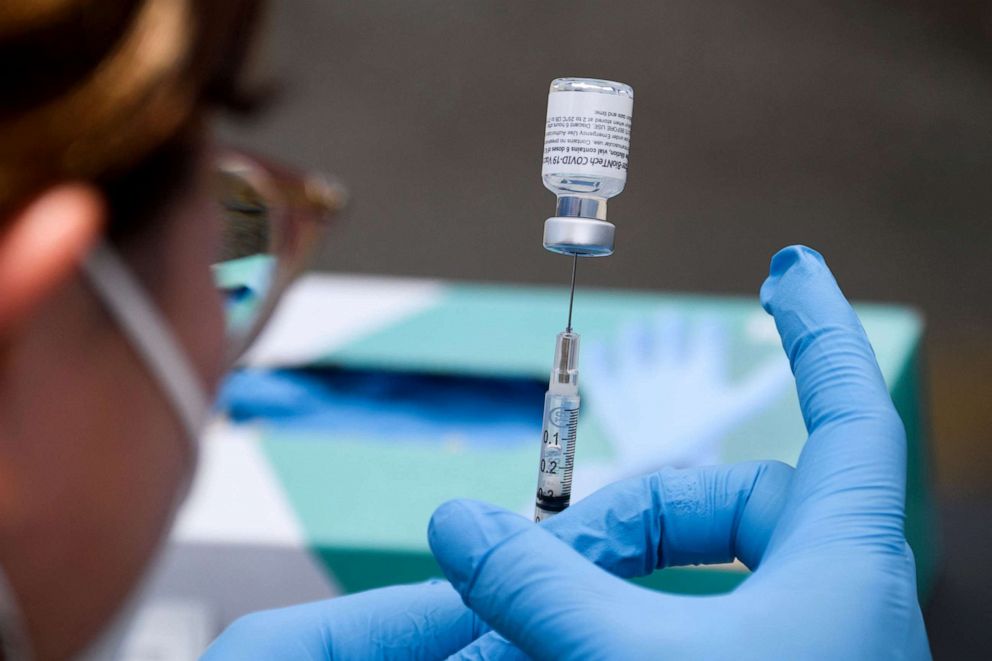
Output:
[
  {"xmin": 431, "ymin": 246, "xmax": 931, "ymax": 660},
  {"xmin": 200, "ymin": 579, "xmax": 485, "ymax": 659}
]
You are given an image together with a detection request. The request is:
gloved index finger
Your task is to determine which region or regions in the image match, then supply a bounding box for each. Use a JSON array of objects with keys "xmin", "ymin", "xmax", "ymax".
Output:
[
  {"xmin": 758, "ymin": 246, "xmax": 907, "ymax": 551},
  {"xmin": 759, "ymin": 246, "xmax": 895, "ymax": 433},
  {"xmin": 545, "ymin": 461, "xmax": 792, "ymax": 574},
  {"xmin": 429, "ymin": 499, "xmax": 662, "ymax": 659},
  {"xmin": 446, "ymin": 461, "xmax": 793, "ymax": 660}
]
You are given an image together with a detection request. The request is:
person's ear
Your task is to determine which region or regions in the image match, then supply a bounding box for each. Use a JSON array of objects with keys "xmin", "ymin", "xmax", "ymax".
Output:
[{"xmin": 0, "ymin": 184, "xmax": 106, "ymax": 332}]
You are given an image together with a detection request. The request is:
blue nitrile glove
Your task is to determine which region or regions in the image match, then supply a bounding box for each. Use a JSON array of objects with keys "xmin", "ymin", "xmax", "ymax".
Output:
[
  {"xmin": 201, "ymin": 580, "xmax": 486, "ymax": 659},
  {"xmin": 431, "ymin": 246, "xmax": 931, "ymax": 660}
]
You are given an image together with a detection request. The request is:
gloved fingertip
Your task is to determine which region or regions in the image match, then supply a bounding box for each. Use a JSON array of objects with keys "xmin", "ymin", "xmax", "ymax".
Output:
[
  {"xmin": 759, "ymin": 245, "xmax": 828, "ymax": 313},
  {"xmin": 428, "ymin": 500, "xmax": 531, "ymax": 593},
  {"xmin": 770, "ymin": 245, "xmax": 825, "ymax": 276}
]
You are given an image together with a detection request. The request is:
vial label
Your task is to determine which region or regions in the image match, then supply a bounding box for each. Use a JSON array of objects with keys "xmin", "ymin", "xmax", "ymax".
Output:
[{"xmin": 542, "ymin": 91, "xmax": 633, "ymax": 180}]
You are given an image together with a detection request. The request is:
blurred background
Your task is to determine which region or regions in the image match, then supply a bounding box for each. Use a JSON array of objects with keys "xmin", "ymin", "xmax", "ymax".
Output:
[{"xmin": 216, "ymin": 0, "xmax": 991, "ymax": 656}]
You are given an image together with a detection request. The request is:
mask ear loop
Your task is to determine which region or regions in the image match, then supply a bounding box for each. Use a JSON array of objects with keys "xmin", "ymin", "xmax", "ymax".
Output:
[
  {"xmin": 0, "ymin": 240, "xmax": 216, "ymax": 658},
  {"xmin": 0, "ymin": 239, "xmax": 212, "ymax": 660},
  {"xmin": 77, "ymin": 240, "xmax": 210, "ymax": 654},
  {"xmin": 81, "ymin": 239, "xmax": 209, "ymax": 477}
]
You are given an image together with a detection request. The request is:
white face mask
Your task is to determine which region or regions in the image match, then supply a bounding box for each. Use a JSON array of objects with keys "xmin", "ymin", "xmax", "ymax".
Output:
[
  {"xmin": 0, "ymin": 239, "xmax": 212, "ymax": 660},
  {"xmin": 82, "ymin": 239, "xmax": 212, "ymax": 465}
]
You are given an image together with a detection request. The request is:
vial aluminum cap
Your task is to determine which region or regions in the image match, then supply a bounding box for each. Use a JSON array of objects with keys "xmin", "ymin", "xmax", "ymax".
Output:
[{"xmin": 544, "ymin": 216, "xmax": 615, "ymax": 257}]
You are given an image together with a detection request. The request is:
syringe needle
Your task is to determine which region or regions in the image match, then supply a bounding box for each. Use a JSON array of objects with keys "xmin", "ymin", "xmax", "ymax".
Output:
[{"xmin": 566, "ymin": 254, "xmax": 578, "ymax": 332}]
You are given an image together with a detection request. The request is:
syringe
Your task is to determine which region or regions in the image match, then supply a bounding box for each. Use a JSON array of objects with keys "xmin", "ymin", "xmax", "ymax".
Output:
[
  {"xmin": 533, "ymin": 77, "xmax": 633, "ymax": 521},
  {"xmin": 534, "ymin": 258, "xmax": 581, "ymax": 522}
]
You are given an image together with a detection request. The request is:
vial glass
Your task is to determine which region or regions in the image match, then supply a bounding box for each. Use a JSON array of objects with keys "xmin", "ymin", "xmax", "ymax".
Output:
[
  {"xmin": 541, "ymin": 77, "xmax": 633, "ymax": 256},
  {"xmin": 542, "ymin": 78, "xmax": 634, "ymax": 218}
]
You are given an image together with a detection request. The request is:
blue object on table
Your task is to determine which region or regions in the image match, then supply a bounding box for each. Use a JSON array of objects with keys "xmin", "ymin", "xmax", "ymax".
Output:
[{"xmin": 219, "ymin": 368, "xmax": 545, "ymax": 446}]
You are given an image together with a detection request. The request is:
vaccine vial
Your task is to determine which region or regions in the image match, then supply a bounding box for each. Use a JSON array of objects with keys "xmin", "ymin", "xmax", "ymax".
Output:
[{"xmin": 541, "ymin": 77, "xmax": 634, "ymax": 256}]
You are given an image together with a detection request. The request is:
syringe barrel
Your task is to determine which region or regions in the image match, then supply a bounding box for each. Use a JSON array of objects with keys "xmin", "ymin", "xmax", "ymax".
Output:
[
  {"xmin": 534, "ymin": 390, "xmax": 580, "ymax": 522},
  {"xmin": 535, "ymin": 330, "xmax": 581, "ymax": 521}
]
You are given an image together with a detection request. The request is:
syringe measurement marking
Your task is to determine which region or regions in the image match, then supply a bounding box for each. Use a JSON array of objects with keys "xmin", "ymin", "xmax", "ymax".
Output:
[
  {"xmin": 561, "ymin": 412, "xmax": 577, "ymax": 488},
  {"xmin": 536, "ymin": 405, "xmax": 579, "ymax": 517}
]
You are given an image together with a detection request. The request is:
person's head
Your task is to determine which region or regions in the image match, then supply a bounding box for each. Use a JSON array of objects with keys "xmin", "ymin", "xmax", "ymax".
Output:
[{"xmin": 0, "ymin": 1, "xmax": 296, "ymax": 656}]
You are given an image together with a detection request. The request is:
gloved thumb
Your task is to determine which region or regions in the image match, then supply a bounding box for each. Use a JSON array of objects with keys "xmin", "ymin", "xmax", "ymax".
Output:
[{"xmin": 429, "ymin": 499, "xmax": 642, "ymax": 659}]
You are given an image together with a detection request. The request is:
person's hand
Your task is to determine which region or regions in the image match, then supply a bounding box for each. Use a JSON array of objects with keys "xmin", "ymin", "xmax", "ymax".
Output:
[
  {"xmin": 200, "ymin": 580, "xmax": 485, "ymax": 659},
  {"xmin": 430, "ymin": 246, "xmax": 930, "ymax": 660},
  {"xmin": 569, "ymin": 314, "xmax": 790, "ymax": 501}
]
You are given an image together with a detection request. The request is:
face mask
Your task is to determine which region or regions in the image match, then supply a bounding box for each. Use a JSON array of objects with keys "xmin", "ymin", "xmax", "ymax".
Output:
[
  {"xmin": 0, "ymin": 149, "xmax": 344, "ymax": 659},
  {"xmin": 0, "ymin": 239, "xmax": 212, "ymax": 660},
  {"xmin": 83, "ymin": 239, "xmax": 212, "ymax": 467}
]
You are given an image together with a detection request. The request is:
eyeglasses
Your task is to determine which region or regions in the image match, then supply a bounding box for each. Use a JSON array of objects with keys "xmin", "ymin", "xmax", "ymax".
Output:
[{"xmin": 211, "ymin": 148, "xmax": 347, "ymax": 363}]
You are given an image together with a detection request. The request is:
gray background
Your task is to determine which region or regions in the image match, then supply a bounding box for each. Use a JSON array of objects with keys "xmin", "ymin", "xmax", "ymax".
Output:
[{"xmin": 219, "ymin": 1, "xmax": 992, "ymax": 655}]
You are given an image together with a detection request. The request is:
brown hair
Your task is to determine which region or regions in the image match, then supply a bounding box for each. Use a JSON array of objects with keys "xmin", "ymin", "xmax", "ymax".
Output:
[{"xmin": 0, "ymin": 0, "xmax": 263, "ymax": 220}]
